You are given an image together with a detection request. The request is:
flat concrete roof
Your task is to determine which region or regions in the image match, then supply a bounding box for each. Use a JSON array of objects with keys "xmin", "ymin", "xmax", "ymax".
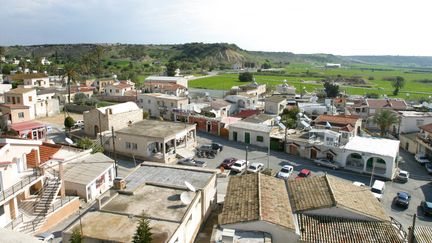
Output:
[
  {"xmin": 116, "ymin": 120, "xmax": 195, "ymax": 139},
  {"xmin": 63, "ymin": 153, "xmax": 114, "ymax": 185},
  {"xmin": 64, "ymin": 211, "xmax": 176, "ymax": 243},
  {"xmin": 103, "ymin": 184, "xmax": 192, "ymax": 223},
  {"xmin": 125, "ymin": 163, "xmax": 214, "ymax": 192},
  {"xmin": 344, "ymin": 136, "xmax": 400, "ymax": 158}
]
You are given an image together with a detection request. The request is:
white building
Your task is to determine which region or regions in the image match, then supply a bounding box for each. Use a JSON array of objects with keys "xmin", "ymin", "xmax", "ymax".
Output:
[
  {"xmin": 229, "ymin": 121, "xmax": 272, "ymax": 148},
  {"xmin": 63, "ymin": 162, "xmax": 217, "ymax": 243},
  {"xmin": 394, "ymin": 111, "xmax": 432, "ymax": 134},
  {"xmin": 138, "ymin": 93, "xmax": 188, "ymax": 120},
  {"xmin": 145, "ymin": 76, "xmax": 188, "ymax": 88},
  {"xmin": 104, "ymin": 82, "xmax": 134, "ymax": 96}
]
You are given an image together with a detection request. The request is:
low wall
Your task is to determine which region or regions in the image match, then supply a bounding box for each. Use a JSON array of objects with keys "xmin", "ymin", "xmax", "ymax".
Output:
[{"xmin": 37, "ymin": 197, "xmax": 80, "ymax": 234}]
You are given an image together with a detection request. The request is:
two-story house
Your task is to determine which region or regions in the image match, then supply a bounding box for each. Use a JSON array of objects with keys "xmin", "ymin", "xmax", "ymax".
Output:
[
  {"xmin": 138, "ymin": 93, "xmax": 188, "ymax": 120},
  {"xmin": 4, "ymin": 88, "xmax": 37, "ymax": 120},
  {"xmin": 264, "ymin": 95, "xmax": 288, "ymax": 115},
  {"xmin": 104, "ymin": 82, "xmax": 134, "ymax": 96},
  {"xmin": 142, "ymin": 82, "xmax": 187, "ymax": 97}
]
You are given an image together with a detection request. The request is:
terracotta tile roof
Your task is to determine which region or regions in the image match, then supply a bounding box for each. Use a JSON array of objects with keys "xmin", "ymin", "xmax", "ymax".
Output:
[
  {"xmin": 26, "ymin": 143, "xmax": 62, "ymax": 167},
  {"xmin": 314, "ymin": 114, "xmax": 360, "ymax": 126},
  {"xmin": 7, "ymin": 73, "xmax": 48, "ymax": 81},
  {"xmin": 124, "ymin": 90, "xmax": 138, "ymax": 96},
  {"xmin": 414, "ymin": 226, "xmax": 432, "ymax": 243},
  {"xmin": 298, "ymin": 214, "xmax": 404, "ymax": 243},
  {"xmin": 6, "ymin": 87, "xmax": 35, "ymax": 94},
  {"xmin": 420, "ymin": 123, "xmax": 432, "ymax": 133},
  {"xmin": 220, "ymin": 173, "xmax": 295, "ymax": 230},
  {"xmin": 366, "ymin": 99, "xmax": 408, "ymax": 110},
  {"xmin": 112, "ymin": 83, "xmax": 133, "ymax": 89},
  {"xmin": 0, "ymin": 104, "xmax": 30, "ymax": 109},
  {"xmin": 288, "ymin": 175, "xmax": 389, "ymax": 221},
  {"xmin": 232, "ymin": 109, "xmax": 262, "ymax": 119},
  {"xmin": 10, "ymin": 121, "xmax": 45, "ymax": 131}
]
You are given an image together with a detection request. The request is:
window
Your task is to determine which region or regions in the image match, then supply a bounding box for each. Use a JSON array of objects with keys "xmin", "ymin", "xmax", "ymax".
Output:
[
  {"xmin": 41, "ymin": 103, "xmax": 43, "ymax": 106},
  {"xmin": 148, "ymin": 100, "xmax": 151, "ymax": 104},
  {"xmin": 28, "ymin": 96, "xmax": 32, "ymax": 102},
  {"xmin": 132, "ymin": 143, "xmax": 138, "ymax": 150},
  {"xmin": 125, "ymin": 142, "xmax": 131, "ymax": 149},
  {"xmin": 115, "ymin": 89, "xmax": 119, "ymax": 93},
  {"xmin": 0, "ymin": 205, "xmax": 4, "ymax": 216},
  {"xmin": 171, "ymin": 102, "xmax": 174, "ymax": 107},
  {"xmin": 139, "ymin": 99, "xmax": 143, "ymax": 103},
  {"xmin": 18, "ymin": 112, "xmax": 24, "ymax": 118},
  {"xmin": 416, "ymin": 119, "xmax": 425, "ymax": 126},
  {"xmin": 6, "ymin": 97, "xmax": 10, "ymax": 103},
  {"xmin": 256, "ymin": 136, "xmax": 264, "ymax": 142},
  {"xmin": 17, "ymin": 97, "xmax": 20, "ymax": 103}
]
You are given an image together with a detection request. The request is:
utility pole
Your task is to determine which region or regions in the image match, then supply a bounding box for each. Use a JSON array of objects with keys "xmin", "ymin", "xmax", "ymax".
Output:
[
  {"xmin": 98, "ymin": 108, "xmax": 103, "ymax": 147},
  {"xmin": 111, "ymin": 126, "xmax": 118, "ymax": 177},
  {"xmin": 267, "ymin": 144, "xmax": 270, "ymax": 169},
  {"xmin": 245, "ymin": 146, "xmax": 248, "ymax": 163},
  {"xmin": 409, "ymin": 214, "xmax": 416, "ymax": 243}
]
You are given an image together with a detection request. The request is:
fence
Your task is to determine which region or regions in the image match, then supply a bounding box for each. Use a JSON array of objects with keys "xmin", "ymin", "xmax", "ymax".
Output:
[
  {"xmin": 4, "ymin": 213, "xmax": 23, "ymax": 230},
  {"xmin": 46, "ymin": 196, "xmax": 76, "ymax": 215},
  {"xmin": 0, "ymin": 169, "xmax": 41, "ymax": 202}
]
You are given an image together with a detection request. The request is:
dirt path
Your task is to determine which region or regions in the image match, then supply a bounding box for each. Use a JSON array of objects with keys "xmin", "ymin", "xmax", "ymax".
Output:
[{"xmin": 36, "ymin": 112, "xmax": 83, "ymax": 126}]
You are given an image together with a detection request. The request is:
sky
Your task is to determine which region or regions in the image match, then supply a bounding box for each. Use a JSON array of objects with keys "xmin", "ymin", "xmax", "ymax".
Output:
[{"xmin": 1, "ymin": 0, "xmax": 432, "ymax": 56}]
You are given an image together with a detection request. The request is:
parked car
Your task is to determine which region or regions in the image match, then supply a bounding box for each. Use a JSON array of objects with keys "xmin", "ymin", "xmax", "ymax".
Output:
[
  {"xmin": 73, "ymin": 120, "xmax": 84, "ymax": 128},
  {"xmin": 178, "ymin": 158, "xmax": 207, "ymax": 167},
  {"xmin": 415, "ymin": 154, "xmax": 430, "ymax": 165},
  {"xmin": 314, "ymin": 158, "xmax": 341, "ymax": 170},
  {"xmin": 197, "ymin": 144, "xmax": 219, "ymax": 154},
  {"xmin": 352, "ymin": 181, "xmax": 366, "ymax": 187},
  {"xmin": 394, "ymin": 192, "xmax": 411, "ymax": 208},
  {"xmin": 211, "ymin": 143, "xmax": 224, "ymax": 152},
  {"xmin": 231, "ymin": 160, "xmax": 249, "ymax": 173},
  {"xmin": 371, "ymin": 180, "xmax": 385, "ymax": 201},
  {"xmin": 425, "ymin": 162, "xmax": 432, "ymax": 174},
  {"xmin": 35, "ymin": 232, "xmax": 55, "ymax": 242},
  {"xmin": 220, "ymin": 158, "xmax": 237, "ymax": 169},
  {"xmin": 247, "ymin": 162, "xmax": 264, "ymax": 173},
  {"xmin": 276, "ymin": 165, "xmax": 294, "ymax": 180},
  {"xmin": 421, "ymin": 201, "xmax": 432, "ymax": 216},
  {"xmin": 394, "ymin": 170, "xmax": 409, "ymax": 183},
  {"xmin": 296, "ymin": 169, "xmax": 311, "ymax": 179}
]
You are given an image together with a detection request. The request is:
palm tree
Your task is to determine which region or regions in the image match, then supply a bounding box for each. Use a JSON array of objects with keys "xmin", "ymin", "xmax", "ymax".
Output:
[
  {"xmin": 372, "ymin": 109, "xmax": 399, "ymax": 137},
  {"xmin": 63, "ymin": 63, "xmax": 79, "ymax": 104}
]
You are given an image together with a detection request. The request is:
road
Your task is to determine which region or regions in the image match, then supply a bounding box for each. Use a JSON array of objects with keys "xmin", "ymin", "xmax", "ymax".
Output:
[{"xmin": 196, "ymin": 132, "xmax": 432, "ymax": 229}]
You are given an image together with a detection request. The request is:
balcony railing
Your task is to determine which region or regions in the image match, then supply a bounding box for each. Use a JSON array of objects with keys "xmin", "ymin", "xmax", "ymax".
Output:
[
  {"xmin": 46, "ymin": 196, "xmax": 76, "ymax": 215},
  {"xmin": 4, "ymin": 213, "xmax": 23, "ymax": 230},
  {"xmin": 0, "ymin": 169, "xmax": 41, "ymax": 202}
]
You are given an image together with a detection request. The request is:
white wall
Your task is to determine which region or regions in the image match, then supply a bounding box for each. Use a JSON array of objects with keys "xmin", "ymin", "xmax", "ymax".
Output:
[
  {"xmin": 230, "ymin": 127, "xmax": 270, "ymax": 148},
  {"xmin": 397, "ymin": 116, "xmax": 432, "ymax": 134},
  {"xmin": 223, "ymin": 221, "xmax": 298, "ymax": 243}
]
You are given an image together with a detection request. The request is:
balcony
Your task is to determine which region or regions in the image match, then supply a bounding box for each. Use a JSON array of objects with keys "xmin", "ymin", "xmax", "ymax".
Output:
[{"xmin": 0, "ymin": 169, "xmax": 42, "ymax": 203}]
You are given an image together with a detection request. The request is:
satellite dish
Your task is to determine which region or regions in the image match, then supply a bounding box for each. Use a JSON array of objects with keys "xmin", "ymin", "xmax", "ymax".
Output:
[
  {"xmin": 184, "ymin": 181, "xmax": 196, "ymax": 192},
  {"xmin": 180, "ymin": 191, "xmax": 194, "ymax": 205},
  {"xmin": 65, "ymin": 138, "xmax": 74, "ymax": 145},
  {"xmin": 275, "ymin": 116, "xmax": 281, "ymax": 122}
]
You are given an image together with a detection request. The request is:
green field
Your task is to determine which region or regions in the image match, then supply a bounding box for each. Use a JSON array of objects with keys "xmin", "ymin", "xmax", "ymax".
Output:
[{"xmin": 189, "ymin": 65, "xmax": 432, "ymax": 100}]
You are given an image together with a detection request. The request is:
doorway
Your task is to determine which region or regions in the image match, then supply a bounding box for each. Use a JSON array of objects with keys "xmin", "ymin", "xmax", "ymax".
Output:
[
  {"xmin": 310, "ymin": 149, "xmax": 317, "ymax": 160},
  {"xmin": 245, "ymin": 132, "xmax": 251, "ymax": 144},
  {"xmin": 233, "ymin": 132, "xmax": 237, "ymax": 141}
]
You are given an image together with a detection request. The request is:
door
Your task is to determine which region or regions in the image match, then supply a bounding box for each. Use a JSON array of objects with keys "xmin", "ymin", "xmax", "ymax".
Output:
[
  {"xmin": 233, "ymin": 132, "xmax": 237, "ymax": 142},
  {"xmin": 405, "ymin": 142, "xmax": 409, "ymax": 151},
  {"xmin": 289, "ymin": 145, "xmax": 298, "ymax": 155},
  {"xmin": 310, "ymin": 149, "xmax": 317, "ymax": 159},
  {"xmin": 245, "ymin": 132, "xmax": 250, "ymax": 144}
]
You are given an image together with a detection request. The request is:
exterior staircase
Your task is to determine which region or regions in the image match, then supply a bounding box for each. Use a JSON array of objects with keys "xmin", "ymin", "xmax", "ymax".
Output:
[{"xmin": 18, "ymin": 177, "xmax": 62, "ymax": 234}]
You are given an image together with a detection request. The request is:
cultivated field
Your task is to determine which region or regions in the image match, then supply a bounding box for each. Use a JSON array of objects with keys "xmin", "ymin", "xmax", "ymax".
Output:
[{"xmin": 189, "ymin": 64, "xmax": 432, "ymax": 100}]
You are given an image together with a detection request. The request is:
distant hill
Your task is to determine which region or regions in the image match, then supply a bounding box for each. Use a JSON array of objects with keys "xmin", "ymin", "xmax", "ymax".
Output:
[{"xmin": 3, "ymin": 43, "xmax": 432, "ymax": 68}]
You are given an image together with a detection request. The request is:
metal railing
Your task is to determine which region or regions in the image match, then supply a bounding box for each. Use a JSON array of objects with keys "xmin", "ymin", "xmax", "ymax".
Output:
[
  {"xmin": 4, "ymin": 213, "xmax": 23, "ymax": 230},
  {"xmin": 46, "ymin": 196, "xmax": 75, "ymax": 215},
  {"xmin": 390, "ymin": 216, "xmax": 408, "ymax": 242},
  {"xmin": 0, "ymin": 169, "xmax": 41, "ymax": 202}
]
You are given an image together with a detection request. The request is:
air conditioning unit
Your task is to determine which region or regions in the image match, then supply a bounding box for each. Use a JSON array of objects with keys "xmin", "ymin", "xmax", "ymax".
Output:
[{"xmin": 221, "ymin": 228, "xmax": 235, "ymax": 243}]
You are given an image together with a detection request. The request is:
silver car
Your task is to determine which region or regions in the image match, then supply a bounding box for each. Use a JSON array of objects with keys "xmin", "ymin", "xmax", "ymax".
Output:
[{"xmin": 314, "ymin": 158, "xmax": 341, "ymax": 170}]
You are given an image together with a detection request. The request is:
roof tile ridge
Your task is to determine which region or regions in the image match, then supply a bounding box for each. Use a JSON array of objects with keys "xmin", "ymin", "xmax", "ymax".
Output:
[
  {"xmin": 257, "ymin": 173, "xmax": 262, "ymax": 220},
  {"xmin": 323, "ymin": 174, "xmax": 337, "ymax": 207}
]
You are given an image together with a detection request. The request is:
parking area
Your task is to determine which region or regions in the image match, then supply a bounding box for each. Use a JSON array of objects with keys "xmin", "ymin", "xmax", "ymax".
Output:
[{"xmin": 195, "ymin": 132, "xmax": 432, "ymax": 229}]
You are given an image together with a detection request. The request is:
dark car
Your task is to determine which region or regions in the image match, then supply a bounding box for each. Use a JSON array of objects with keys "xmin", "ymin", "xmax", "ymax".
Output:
[
  {"xmin": 220, "ymin": 158, "xmax": 237, "ymax": 169},
  {"xmin": 421, "ymin": 201, "xmax": 432, "ymax": 216},
  {"xmin": 296, "ymin": 169, "xmax": 311, "ymax": 179},
  {"xmin": 178, "ymin": 158, "xmax": 207, "ymax": 167},
  {"xmin": 212, "ymin": 143, "xmax": 224, "ymax": 152},
  {"xmin": 394, "ymin": 192, "xmax": 411, "ymax": 208},
  {"xmin": 425, "ymin": 162, "xmax": 432, "ymax": 174}
]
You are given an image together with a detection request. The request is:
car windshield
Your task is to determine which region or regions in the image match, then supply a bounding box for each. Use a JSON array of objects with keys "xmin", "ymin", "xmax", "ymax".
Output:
[
  {"xmin": 233, "ymin": 162, "xmax": 242, "ymax": 167},
  {"xmin": 399, "ymin": 173, "xmax": 408, "ymax": 177},
  {"xmin": 249, "ymin": 166, "xmax": 256, "ymax": 170},
  {"xmin": 298, "ymin": 172, "xmax": 307, "ymax": 177},
  {"xmin": 195, "ymin": 161, "xmax": 205, "ymax": 165},
  {"xmin": 426, "ymin": 163, "xmax": 432, "ymax": 169},
  {"xmin": 281, "ymin": 168, "xmax": 290, "ymax": 173},
  {"xmin": 398, "ymin": 193, "xmax": 409, "ymax": 200},
  {"xmin": 371, "ymin": 188, "xmax": 382, "ymax": 194},
  {"xmin": 420, "ymin": 156, "xmax": 427, "ymax": 160}
]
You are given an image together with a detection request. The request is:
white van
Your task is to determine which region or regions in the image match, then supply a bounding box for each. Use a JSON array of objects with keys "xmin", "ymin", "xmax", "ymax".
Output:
[{"xmin": 371, "ymin": 180, "xmax": 385, "ymax": 201}]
